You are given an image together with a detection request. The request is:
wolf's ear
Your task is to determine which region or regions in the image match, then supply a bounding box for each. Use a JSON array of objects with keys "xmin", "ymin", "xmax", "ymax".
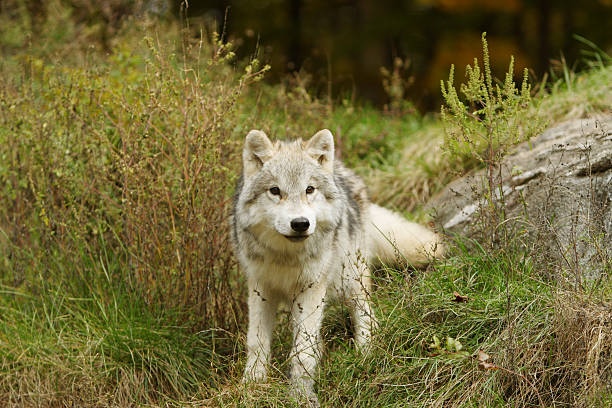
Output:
[
  {"xmin": 306, "ymin": 129, "xmax": 334, "ymax": 173},
  {"xmin": 243, "ymin": 130, "xmax": 274, "ymax": 177}
]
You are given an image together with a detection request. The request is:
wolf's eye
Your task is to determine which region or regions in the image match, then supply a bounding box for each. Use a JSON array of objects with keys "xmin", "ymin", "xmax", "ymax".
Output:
[
  {"xmin": 269, "ymin": 187, "xmax": 281, "ymax": 196},
  {"xmin": 305, "ymin": 186, "xmax": 315, "ymax": 194}
]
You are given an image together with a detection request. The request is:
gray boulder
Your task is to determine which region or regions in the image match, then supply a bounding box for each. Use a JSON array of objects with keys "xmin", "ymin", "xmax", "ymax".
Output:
[{"xmin": 427, "ymin": 116, "xmax": 612, "ymax": 277}]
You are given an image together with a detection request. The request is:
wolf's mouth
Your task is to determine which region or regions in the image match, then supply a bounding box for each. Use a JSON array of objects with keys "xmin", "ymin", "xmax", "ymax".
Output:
[{"xmin": 284, "ymin": 235, "xmax": 309, "ymax": 242}]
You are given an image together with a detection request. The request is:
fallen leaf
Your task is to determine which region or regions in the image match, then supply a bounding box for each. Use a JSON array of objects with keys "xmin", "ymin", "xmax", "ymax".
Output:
[
  {"xmin": 479, "ymin": 361, "xmax": 500, "ymax": 370},
  {"xmin": 451, "ymin": 291, "xmax": 469, "ymax": 303},
  {"xmin": 477, "ymin": 349, "xmax": 500, "ymax": 370},
  {"xmin": 477, "ymin": 349, "xmax": 490, "ymax": 362}
]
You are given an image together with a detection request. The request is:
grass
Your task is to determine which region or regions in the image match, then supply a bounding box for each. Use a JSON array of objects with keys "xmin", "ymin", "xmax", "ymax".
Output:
[
  {"xmin": 0, "ymin": 278, "xmax": 221, "ymax": 406},
  {"xmin": 174, "ymin": 241, "xmax": 610, "ymax": 407},
  {"xmin": 1, "ymin": 5, "xmax": 611, "ymax": 407}
]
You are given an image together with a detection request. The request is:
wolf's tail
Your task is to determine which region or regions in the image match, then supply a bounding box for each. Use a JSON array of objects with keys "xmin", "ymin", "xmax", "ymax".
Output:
[{"xmin": 366, "ymin": 204, "xmax": 445, "ymax": 266}]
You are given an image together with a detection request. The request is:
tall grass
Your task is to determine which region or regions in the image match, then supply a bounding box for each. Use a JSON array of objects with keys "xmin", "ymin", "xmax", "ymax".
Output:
[
  {"xmin": 0, "ymin": 13, "xmax": 263, "ymax": 405},
  {"xmin": 0, "ymin": 18, "xmax": 273, "ymax": 325}
]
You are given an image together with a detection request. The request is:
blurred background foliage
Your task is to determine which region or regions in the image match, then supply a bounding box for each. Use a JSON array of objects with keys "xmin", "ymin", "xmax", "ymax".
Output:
[
  {"xmin": 2, "ymin": 0, "xmax": 612, "ymax": 111},
  {"xmin": 193, "ymin": 0, "xmax": 612, "ymax": 111},
  {"xmin": 188, "ymin": 0, "xmax": 612, "ymax": 110}
]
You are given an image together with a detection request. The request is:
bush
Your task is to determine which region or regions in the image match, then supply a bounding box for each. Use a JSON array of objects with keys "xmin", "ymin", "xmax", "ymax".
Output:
[
  {"xmin": 440, "ymin": 33, "xmax": 544, "ymax": 169},
  {"xmin": 0, "ymin": 24, "xmax": 269, "ymax": 332},
  {"xmin": 440, "ymin": 33, "xmax": 546, "ymax": 244}
]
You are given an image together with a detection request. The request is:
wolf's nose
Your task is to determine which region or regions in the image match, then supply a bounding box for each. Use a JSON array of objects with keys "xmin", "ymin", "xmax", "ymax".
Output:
[{"xmin": 290, "ymin": 217, "xmax": 310, "ymax": 232}]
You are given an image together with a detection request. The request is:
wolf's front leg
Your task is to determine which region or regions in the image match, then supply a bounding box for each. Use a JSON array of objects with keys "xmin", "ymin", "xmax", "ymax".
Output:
[
  {"xmin": 289, "ymin": 283, "xmax": 326, "ymax": 403},
  {"xmin": 350, "ymin": 287, "xmax": 377, "ymax": 352},
  {"xmin": 244, "ymin": 283, "xmax": 278, "ymax": 382},
  {"xmin": 343, "ymin": 260, "xmax": 377, "ymax": 352}
]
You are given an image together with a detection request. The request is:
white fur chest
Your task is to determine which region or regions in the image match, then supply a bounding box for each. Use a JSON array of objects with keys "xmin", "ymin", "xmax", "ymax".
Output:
[{"xmin": 240, "ymin": 234, "xmax": 337, "ymax": 299}]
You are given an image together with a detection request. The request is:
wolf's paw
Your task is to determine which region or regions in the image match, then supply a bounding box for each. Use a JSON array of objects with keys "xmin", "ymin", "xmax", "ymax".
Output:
[
  {"xmin": 290, "ymin": 378, "xmax": 319, "ymax": 407},
  {"xmin": 290, "ymin": 389, "xmax": 320, "ymax": 407},
  {"xmin": 242, "ymin": 364, "xmax": 268, "ymax": 383}
]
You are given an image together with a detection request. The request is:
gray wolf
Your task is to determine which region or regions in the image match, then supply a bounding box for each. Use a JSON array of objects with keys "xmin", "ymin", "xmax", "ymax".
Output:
[{"xmin": 230, "ymin": 129, "xmax": 444, "ymax": 403}]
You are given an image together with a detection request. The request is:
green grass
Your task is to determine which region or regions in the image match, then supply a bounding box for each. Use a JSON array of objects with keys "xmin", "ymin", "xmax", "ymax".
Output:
[
  {"xmin": 191, "ymin": 240, "xmax": 610, "ymax": 407},
  {"xmin": 0, "ymin": 283, "xmax": 220, "ymax": 406},
  {"xmin": 1, "ymin": 6, "xmax": 611, "ymax": 407},
  {"xmin": 322, "ymin": 240, "xmax": 608, "ymax": 407}
]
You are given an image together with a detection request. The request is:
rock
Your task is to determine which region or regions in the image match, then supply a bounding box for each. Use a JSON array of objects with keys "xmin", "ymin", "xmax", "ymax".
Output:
[{"xmin": 426, "ymin": 117, "xmax": 612, "ymax": 277}]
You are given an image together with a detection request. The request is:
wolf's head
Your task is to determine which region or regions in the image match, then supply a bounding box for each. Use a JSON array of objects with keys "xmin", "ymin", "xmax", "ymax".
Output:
[{"xmin": 237, "ymin": 129, "xmax": 341, "ymax": 248}]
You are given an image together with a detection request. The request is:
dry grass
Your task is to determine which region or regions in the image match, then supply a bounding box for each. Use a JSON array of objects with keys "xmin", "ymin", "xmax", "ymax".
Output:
[{"xmin": 549, "ymin": 295, "xmax": 611, "ymax": 406}]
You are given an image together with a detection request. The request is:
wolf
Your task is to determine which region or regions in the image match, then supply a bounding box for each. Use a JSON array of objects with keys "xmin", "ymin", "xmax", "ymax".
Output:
[{"xmin": 230, "ymin": 129, "xmax": 444, "ymax": 403}]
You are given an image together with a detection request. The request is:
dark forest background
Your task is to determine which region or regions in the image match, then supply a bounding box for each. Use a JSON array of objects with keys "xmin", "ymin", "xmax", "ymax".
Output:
[
  {"xmin": 5, "ymin": 0, "xmax": 612, "ymax": 110},
  {"xmin": 180, "ymin": 0, "xmax": 612, "ymax": 110}
]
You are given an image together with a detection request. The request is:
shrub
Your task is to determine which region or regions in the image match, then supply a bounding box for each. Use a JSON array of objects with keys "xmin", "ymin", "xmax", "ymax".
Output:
[
  {"xmin": 440, "ymin": 33, "xmax": 545, "ymax": 243},
  {"xmin": 440, "ymin": 33, "xmax": 544, "ymax": 169},
  {"xmin": 0, "ymin": 24, "xmax": 268, "ymax": 332}
]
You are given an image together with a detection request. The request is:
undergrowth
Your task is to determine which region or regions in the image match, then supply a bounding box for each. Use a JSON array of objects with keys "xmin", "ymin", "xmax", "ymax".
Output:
[{"xmin": 0, "ymin": 2, "xmax": 610, "ymax": 407}]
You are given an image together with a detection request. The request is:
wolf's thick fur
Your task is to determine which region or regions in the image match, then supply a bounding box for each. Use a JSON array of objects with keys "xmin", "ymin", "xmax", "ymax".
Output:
[{"xmin": 230, "ymin": 129, "xmax": 443, "ymax": 400}]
